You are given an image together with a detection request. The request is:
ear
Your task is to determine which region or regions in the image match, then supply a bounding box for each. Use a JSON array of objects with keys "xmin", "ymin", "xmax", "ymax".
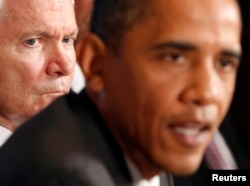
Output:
[{"xmin": 76, "ymin": 33, "xmax": 107, "ymax": 94}]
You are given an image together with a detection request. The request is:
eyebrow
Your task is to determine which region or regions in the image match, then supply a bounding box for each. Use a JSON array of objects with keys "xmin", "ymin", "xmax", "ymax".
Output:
[
  {"xmin": 151, "ymin": 40, "xmax": 242, "ymax": 60},
  {"xmin": 221, "ymin": 50, "xmax": 242, "ymax": 61},
  {"xmin": 151, "ymin": 41, "xmax": 197, "ymax": 51},
  {"xmin": 17, "ymin": 27, "xmax": 79, "ymax": 38},
  {"xmin": 69, "ymin": 28, "xmax": 79, "ymax": 37}
]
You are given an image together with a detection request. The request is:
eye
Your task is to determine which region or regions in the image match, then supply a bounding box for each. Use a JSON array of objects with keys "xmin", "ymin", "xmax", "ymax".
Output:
[
  {"xmin": 220, "ymin": 59, "xmax": 231, "ymax": 67},
  {"xmin": 25, "ymin": 38, "xmax": 39, "ymax": 46},
  {"xmin": 62, "ymin": 37, "xmax": 75, "ymax": 45},
  {"xmin": 162, "ymin": 52, "xmax": 187, "ymax": 64},
  {"xmin": 217, "ymin": 57, "xmax": 239, "ymax": 72},
  {"xmin": 62, "ymin": 37, "xmax": 70, "ymax": 43}
]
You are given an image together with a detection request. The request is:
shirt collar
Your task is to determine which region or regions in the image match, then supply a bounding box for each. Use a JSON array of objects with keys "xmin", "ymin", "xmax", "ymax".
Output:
[
  {"xmin": 0, "ymin": 126, "xmax": 12, "ymax": 147},
  {"xmin": 125, "ymin": 156, "xmax": 160, "ymax": 186}
]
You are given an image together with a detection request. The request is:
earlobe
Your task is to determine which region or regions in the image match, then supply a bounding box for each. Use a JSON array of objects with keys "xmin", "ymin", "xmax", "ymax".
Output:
[{"xmin": 76, "ymin": 33, "xmax": 106, "ymax": 94}]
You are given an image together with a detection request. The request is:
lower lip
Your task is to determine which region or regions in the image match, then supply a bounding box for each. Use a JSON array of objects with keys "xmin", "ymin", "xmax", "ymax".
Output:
[{"xmin": 170, "ymin": 128, "xmax": 209, "ymax": 148}]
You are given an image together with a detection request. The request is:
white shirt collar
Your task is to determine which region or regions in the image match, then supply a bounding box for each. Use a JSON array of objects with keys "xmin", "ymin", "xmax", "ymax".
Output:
[
  {"xmin": 125, "ymin": 156, "xmax": 160, "ymax": 186},
  {"xmin": 0, "ymin": 126, "xmax": 12, "ymax": 147}
]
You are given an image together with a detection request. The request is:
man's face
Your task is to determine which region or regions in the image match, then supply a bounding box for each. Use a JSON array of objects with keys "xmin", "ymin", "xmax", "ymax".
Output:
[
  {"xmin": 0, "ymin": 0, "xmax": 78, "ymax": 129},
  {"xmin": 98, "ymin": 0, "xmax": 241, "ymax": 176}
]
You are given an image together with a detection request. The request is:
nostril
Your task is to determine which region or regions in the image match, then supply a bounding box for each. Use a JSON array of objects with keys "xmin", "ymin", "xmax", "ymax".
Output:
[
  {"xmin": 180, "ymin": 83, "xmax": 219, "ymax": 106},
  {"xmin": 60, "ymin": 60, "xmax": 75, "ymax": 75},
  {"xmin": 46, "ymin": 57, "xmax": 75, "ymax": 77}
]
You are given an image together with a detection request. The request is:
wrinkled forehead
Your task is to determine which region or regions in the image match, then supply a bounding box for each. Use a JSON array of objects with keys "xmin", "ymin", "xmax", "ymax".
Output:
[
  {"xmin": 1, "ymin": 0, "xmax": 74, "ymax": 13},
  {"xmin": 0, "ymin": 0, "xmax": 75, "ymax": 22},
  {"xmin": 41, "ymin": 0, "xmax": 75, "ymax": 7},
  {"xmin": 0, "ymin": 0, "xmax": 77, "ymax": 39}
]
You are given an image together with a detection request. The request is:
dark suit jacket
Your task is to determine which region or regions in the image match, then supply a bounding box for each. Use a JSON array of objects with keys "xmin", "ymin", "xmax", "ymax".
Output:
[{"xmin": 0, "ymin": 90, "xmax": 172, "ymax": 186}]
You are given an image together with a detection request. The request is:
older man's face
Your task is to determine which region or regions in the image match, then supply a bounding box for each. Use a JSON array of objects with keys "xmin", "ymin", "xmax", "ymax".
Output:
[{"xmin": 0, "ymin": 0, "xmax": 78, "ymax": 129}]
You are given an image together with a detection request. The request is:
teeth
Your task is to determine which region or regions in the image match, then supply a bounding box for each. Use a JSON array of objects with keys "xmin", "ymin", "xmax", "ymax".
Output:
[{"xmin": 175, "ymin": 127, "xmax": 200, "ymax": 136}]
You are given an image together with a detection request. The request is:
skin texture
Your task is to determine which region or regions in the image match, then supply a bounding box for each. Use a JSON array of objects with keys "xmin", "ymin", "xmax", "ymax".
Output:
[
  {"xmin": 75, "ymin": 0, "xmax": 93, "ymax": 39},
  {"xmin": 0, "ymin": 0, "xmax": 78, "ymax": 131},
  {"xmin": 79, "ymin": 0, "xmax": 241, "ymax": 179},
  {"xmin": 75, "ymin": 0, "xmax": 93, "ymax": 63}
]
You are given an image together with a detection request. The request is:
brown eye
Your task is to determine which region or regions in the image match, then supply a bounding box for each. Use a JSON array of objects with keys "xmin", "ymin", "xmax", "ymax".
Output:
[
  {"xmin": 217, "ymin": 57, "xmax": 239, "ymax": 73},
  {"xmin": 163, "ymin": 52, "xmax": 187, "ymax": 64},
  {"xmin": 220, "ymin": 59, "xmax": 231, "ymax": 67}
]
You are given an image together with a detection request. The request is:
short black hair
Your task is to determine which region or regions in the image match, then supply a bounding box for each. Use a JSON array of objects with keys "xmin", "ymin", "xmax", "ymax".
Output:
[{"xmin": 90, "ymin": 0, "xmax": 149, "ymax": 50}]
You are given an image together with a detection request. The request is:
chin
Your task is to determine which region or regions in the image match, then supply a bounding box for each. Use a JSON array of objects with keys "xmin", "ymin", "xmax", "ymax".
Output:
[
  {"xmin": 165, "ymin": 154, "xmax": 204, "ymax": 176},
  {"xmin": 172, "ymin": 164, "xmax": 200, "ymax": 176}
]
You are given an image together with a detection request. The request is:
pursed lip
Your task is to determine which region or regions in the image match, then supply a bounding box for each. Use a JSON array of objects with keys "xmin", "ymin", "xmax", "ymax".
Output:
[
  {"xmin": 168, "ymin": 120, "xmax": 212, "ymax": 148},
  {"xmin": 41, "ymin": 90, "xmax": 69, "ymax": 96}
]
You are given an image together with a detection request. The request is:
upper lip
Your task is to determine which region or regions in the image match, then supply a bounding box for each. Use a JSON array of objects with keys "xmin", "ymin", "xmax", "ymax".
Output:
[
  {"xmin": 169, "ymin": 120, "xmax": 212, "ymax": 127},
  {"xmin": 167, "ymin": 107, "xmax": 217, "ymax": 131},
  {"xmin": 168, "ymin": 119, "xmax": 213, "ymax": 133},
  {"xmin": 167, "ymin": 119, "xmax": 214, "ymax": 148}
]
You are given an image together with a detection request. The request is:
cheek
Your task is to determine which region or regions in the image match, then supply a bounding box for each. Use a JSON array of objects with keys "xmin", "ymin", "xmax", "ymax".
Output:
[
  {"xmin": 129, "ymin": 71, "xmax": 180, "ymax": 125},
  {"xmin": 17, "ymin": 65, "xmax": 41, "ymax": 86},
  {"xmin": 67, "ymin": 47, "xmax": 76, "ymax": 63},
  {"xmin": 218, "ymin": 80, "xmax": 235, "ymax": 116},
  {"xmin": 0, "ymin": 58, "xmax": 31, "ymax": 87},
  {"xmin": 133, "ymin": 90, "xmax": 175, "ymax": 147}
]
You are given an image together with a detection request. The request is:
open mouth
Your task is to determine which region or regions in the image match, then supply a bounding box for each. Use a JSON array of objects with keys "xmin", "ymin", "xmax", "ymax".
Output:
[
  {"xmin": 172, "ymin": 124, "xmax": 209, "ymax": 136},
  {"xmin": 168, "ymin": 122, "xmax": 211, "ymax": 148}
]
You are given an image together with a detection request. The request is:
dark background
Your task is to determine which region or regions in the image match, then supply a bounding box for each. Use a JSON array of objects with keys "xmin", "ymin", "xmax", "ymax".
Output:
[{"xmin": 227, "ymin": 0, "xmax": 250, "ymax": 158}]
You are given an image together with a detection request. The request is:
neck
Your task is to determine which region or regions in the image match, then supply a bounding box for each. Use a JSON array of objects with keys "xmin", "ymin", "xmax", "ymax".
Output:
[
  {"xmin": 125, "ymin": 149, "xmax": 163, "ymax": 180},
  {"xmin": 0, "ymin": 114, "xmax": 24, "ymax": 132},
  {"xmin": 111, "ymin": 130, "xmax": 163, "ymax": 179}
]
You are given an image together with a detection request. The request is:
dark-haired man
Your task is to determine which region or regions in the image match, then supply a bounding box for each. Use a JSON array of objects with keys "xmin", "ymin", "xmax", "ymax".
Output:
[{"xmin": 0, "ymin": 0, "xmax": 242, "ymax": 185}]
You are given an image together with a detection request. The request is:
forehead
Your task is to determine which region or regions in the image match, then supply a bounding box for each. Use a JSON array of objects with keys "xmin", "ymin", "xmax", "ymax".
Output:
[
  {"xmin": 2, "ymin": 0, "xmax": 75, "ymax": 22},
  {"xmin": 0, "ymin": 0, "xmax": 76, "ymax": 36},
  {"xmin": 154, "ymin": 0, "xmax": 239, "ymax": 23},
  {"xmin": 145, "ymin": 0, "xmax": 241, "ymax": 31},
  {"xmin": 5, "ymin": 0, "xmax": 74, "ymax": 10},
  {"xmin": 121, "ymin": 0, "xmax": 241, "ymax": 52}
]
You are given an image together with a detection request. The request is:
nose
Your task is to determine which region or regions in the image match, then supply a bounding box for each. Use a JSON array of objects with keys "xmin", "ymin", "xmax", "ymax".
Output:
[
  {"xmin": 45, "ymin": 44, "xmax": 75, "ymax": 77},
  {"xmin": 181, "ymin": 61, "xmax": 220, "ymax": 106}
]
